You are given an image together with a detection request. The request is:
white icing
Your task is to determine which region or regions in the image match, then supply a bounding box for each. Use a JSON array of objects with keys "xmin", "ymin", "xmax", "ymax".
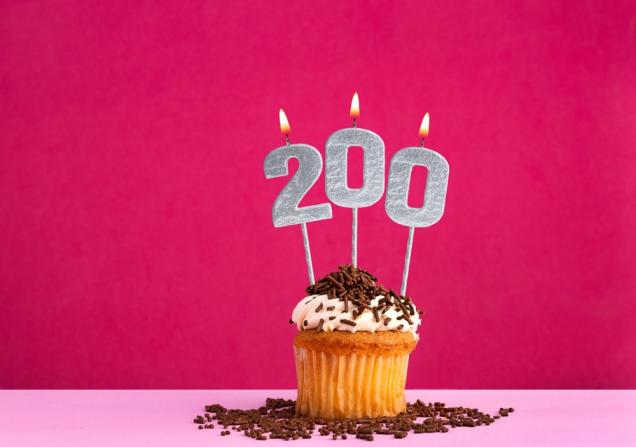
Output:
[{"xmin": 291, "ymin": 294, "xmax": 421, "ymax": 339}]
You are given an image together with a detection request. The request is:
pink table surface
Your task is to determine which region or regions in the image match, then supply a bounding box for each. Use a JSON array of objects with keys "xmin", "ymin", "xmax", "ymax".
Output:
[{"xmin": 1, "ymin": 390, "xmax": 634, "ymax": 446}]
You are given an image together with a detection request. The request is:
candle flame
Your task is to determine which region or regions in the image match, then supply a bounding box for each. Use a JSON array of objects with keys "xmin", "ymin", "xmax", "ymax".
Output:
[
  {"xmin": 350, "ymin": 92, "xmax": 360, "ymax": 119},
  {"xmin": 419, "ymin": 113, "xmax": 430, "ymax": 139},
  {"xmin": 279, "ymin": 109, "xmax": 291, "ymax": 135}
]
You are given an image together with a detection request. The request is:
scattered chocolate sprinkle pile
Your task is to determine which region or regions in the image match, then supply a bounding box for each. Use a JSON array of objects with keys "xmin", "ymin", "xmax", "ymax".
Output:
[
  {"xmin": 193, "ymin": 398, "xmax": 514, "ymax": 441},
  {"xmin": 302, "ymin": 265, "xmax": 419, "ymax": 330}
]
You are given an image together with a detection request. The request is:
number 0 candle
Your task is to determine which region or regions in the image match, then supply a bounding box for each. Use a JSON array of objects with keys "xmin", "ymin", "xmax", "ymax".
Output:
[
  {"xmin": 325, "ymin": 93, "xmax": 385, "ymax": 267},
  {"xmin": 385, "ymin": 114, "xmax": 449, "ymax": 295}
]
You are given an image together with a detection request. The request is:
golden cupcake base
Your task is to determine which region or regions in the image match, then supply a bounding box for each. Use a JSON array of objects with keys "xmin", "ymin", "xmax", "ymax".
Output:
[{"xmin": 294, "ymin": 330, "xmax": 417, "ymax": 419}]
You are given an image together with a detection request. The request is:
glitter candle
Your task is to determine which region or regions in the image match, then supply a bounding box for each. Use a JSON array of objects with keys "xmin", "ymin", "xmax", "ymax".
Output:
[
  {"xmin": 264, "ymin": 109, "xmax": 333, "ymax": 284},
  {"xmin": 385, "ymin": 114, "xmax": 449, "ymax": 295},
  {"xmin": 325, "ymin": 93, "xmax": 385, "ymax": 267}
]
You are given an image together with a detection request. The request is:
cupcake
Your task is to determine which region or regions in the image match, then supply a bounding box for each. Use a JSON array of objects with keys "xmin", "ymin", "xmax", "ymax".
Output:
[{"xmin": 291, "ymin": 264, "xmax": 421, "ymax": 419}]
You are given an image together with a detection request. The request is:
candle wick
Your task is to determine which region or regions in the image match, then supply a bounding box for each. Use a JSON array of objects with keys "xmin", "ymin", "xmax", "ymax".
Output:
[
  {"xmin": 285, "ymin": 134, "xmax": 291, "ymax": 146},
  {"xmin": 419, "ymin": 137, "xmax": 425, "ymax": 147},
  {"xmin": 352, "ymin": 118, "xmax": 357, "ymax": 128}
]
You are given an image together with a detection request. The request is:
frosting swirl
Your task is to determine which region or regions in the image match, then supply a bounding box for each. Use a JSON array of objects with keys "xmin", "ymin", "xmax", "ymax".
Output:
[
  {"xmin": 290, "ymin": 264, "xmax": 422, "ymax": 340},
  {"xmin": 291, "ymin": 293, "xmax": 421, "ymax": 337}
]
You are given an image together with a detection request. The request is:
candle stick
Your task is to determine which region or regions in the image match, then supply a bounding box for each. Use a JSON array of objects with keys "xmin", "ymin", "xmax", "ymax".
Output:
[
  {"xmin": 402, "ymin": 226, "xmax": 415, "ymax": 295},
  {"xmin": 350, "ymin": 92, "xmax": 360, "ymax": 266},
  {"xmin": 400, "ymin": 113, "xmax": 429, "ymax": 293},
  {"xmin": 325, "ymin": 93, "xmax": 385, "ymax": 268},
  {"xmin": 385, "ymin": 113, "xmax": 449, "ymax": 295},
  {"xmin": 264, "ymin": 109, "xmax": 333, "ymax": 284},
  {"xmin": 300, "ymin": 221, "xmax": 314, "ymax": 284},
  {"xmin": 401, "ymin": 114, "xmax": 429, "ymax": 294},
  {"xmin": 280, "ymin": 110, "xmax": 315, "ymax": 284}
]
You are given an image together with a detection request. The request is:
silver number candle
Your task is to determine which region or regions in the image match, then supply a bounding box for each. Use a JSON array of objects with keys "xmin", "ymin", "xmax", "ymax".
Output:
[
  {"xmin": 325, "ymin": 93, "xmax": 385, "ymax": 267},
  {"xmin": 385, "ymin": 114, "xmax": 449, "ymax": 295},
  {"xmin": 264, "ymin": 110, "xmax": 333, "ymax": 284}
]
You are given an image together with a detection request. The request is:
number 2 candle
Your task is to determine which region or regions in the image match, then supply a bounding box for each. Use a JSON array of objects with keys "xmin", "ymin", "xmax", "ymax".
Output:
[{"xmin": 264, "ymin": 109, "xmax": 333, "ymax": 284}]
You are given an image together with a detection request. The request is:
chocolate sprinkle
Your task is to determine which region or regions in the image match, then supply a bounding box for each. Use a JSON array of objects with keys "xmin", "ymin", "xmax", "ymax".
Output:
[
  {"xmin": 193, "ymin": 398, "xmax": 514, "ymax": 441},
  {"xmin": 340, "ymin": 319, "xmax": 357, "ymax": 327},
  {"xmin": 305, "ymin": 265, "xmax": 419, "ymax": 329}
]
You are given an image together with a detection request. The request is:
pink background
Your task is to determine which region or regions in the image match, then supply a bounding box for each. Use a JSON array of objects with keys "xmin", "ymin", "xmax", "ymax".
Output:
[{"xmin": 1, "ymin": 1, "xmax": 635, "ymax": 389}]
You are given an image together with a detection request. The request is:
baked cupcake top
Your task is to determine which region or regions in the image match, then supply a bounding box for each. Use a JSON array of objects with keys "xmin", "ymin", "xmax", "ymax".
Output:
[{"xmin": 291, "ymin": 265, "xmax": 422, "ymax": 337}]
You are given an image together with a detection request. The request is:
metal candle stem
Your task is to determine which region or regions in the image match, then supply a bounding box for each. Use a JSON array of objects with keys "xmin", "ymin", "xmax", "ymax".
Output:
[
  {"xmin": 351, "ymin": 112, "xmax": 358, "ymax": 265},
  {"xmin": 352, "ymin": 207, "xmax": 358, "ymax": 267},
  {"xmin": 301, "ymin": 222, "xmax": 315, "ymax": 284},
  {"xmin": 351, "ymin": 116, "xmax": 357, "ymax": 266},
  {"xmin": 401, "ymin": 226, "xmax": 415, "ymax": 295}
]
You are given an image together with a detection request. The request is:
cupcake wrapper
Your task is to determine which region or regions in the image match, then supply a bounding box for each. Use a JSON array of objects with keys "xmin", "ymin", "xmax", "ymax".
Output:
[{"xmin": 294, "ymin": 346, "xmax": 409, "ymax": 418}]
